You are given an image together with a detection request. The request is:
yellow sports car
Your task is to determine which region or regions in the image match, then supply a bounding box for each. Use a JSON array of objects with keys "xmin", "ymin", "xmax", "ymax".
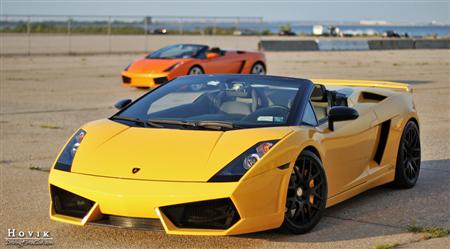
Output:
[{"xmin": 49, "ymin": 75, "xmax": 420, "ymax": 235}]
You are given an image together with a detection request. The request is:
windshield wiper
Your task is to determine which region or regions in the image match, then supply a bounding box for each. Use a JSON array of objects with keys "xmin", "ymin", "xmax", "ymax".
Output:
[
  {"xmin": 146, "ymin": 119, "xmax": 196, "ymax": 128},
  {"xmin": 111, "ymin": 116, "xmax": 162, "ymax": 128},
  {"xmin": 196, "ymin": 121, "xmax": 242, "ymax": 130},
  {"xmin": 146, "ymin": 119, "xmax": 241, "ymax": 131}
]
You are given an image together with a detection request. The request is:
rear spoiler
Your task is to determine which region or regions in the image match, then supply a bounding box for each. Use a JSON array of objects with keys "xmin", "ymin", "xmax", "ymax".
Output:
[{"xmin": 311, "ymin": 79, "xmax": 412, "ymax": 92}]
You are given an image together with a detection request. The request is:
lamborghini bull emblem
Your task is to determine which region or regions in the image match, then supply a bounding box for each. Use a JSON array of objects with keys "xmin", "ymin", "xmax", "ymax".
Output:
[{"xmin": 132, "ymin": 167, "xmax": 140, "ymax": 174}]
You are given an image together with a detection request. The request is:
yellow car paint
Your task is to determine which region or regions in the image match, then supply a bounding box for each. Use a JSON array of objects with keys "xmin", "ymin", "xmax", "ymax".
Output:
[{"xmin": 49, "ymin": 79, "xmax": 418, "ymax": 235}]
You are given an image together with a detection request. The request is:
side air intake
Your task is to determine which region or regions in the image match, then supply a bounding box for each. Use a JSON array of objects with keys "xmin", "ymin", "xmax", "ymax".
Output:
[
  {"xmin": 374, "ymin": 120, "xmax": 391, "ymax": 164},
  {"xmin": 360, "ymin": 92, "xmax": 387, "ymax": 102}
]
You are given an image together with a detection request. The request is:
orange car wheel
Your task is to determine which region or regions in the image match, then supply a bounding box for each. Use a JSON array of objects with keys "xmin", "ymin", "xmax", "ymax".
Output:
[{"xmin": 250, "ymin": 62, "xmax": 266, "ymax": 75}]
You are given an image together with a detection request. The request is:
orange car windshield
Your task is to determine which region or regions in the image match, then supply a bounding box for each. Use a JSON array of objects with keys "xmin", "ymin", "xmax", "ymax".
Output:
[
  {"xmin": 113, "ymin": 75, "xmax": 311, "ymax": 129},
  {"xmin": 147, "ymin": 44, "xmax": 208, "ymax": 59}
]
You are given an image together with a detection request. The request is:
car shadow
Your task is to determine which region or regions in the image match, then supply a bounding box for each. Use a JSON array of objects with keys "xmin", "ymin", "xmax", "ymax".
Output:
[{"xmin": 238, "ymin": 159, "xmax": 449, "ymax": 243}]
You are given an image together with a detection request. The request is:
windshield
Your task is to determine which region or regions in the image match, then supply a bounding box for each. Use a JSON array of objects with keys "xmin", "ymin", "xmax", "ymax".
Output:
[
  {"xmin": 113, "ymin": 75, "xmax": 310, "ymax": 129},
  {"xmin": 147, "ymin": 44, "xmax": 208, "ymax": 59}
]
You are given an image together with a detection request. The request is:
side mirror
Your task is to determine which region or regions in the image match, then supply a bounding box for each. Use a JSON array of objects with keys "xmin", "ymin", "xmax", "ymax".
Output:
[
  {"xmin": 114, "ymin": 99, "xmax": 132, "ymax": 110},
  {"xmin": 328, "ymin": 106, "xmax": 359, "ymax": 131},
  {"xmin": 206, "ymin": 52, "xmax": 220, "ymax": 59}
]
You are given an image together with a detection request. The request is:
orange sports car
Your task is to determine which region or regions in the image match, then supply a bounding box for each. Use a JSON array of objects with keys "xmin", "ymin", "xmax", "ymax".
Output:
[{"xmin": 121, "ymin": 44, "xmax": 266, "ymax": 88}]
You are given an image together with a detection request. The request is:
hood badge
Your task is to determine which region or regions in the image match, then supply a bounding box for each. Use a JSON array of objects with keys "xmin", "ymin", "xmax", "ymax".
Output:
[{"xmin": 132, "ymin": 167, "xmax": 141, "ymax": 174}]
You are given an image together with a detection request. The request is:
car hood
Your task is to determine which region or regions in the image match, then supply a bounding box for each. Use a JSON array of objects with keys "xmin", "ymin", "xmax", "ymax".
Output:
[
  {"xmin": 128, "ymin": 58, "xmax": 188, "ymax": 74},
  {"xmin": 70, "ymin": 119, "xmax": 294, "ymax": 182}
]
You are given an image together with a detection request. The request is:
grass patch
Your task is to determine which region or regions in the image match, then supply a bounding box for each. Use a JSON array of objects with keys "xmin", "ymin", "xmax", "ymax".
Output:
[
  {"xmin": 39, "ymin": 123, "xmax": 61, "ymax": 129},
  {"xmin": 407, "ymin": 225, "xmax": 450, "ymax": 239},
  {"xmin": 374, "ymin": 243, "xmax": 399, "ymax": 249},
  {"xmin": 29, "ymin": 166, "xmax": 50, "ymax": 172}
]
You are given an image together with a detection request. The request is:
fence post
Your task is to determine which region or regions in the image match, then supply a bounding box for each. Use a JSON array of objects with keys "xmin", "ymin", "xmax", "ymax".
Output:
[
  {"xmin": 27, "ymin": 16, "xmax": 31, "ymax": 56},
  {"xmin": 144, "ymin": 17, "xmax": 148, "ymax": 52},
  {"xmin": 107, "ymin": 16, "xmax": 111, "ymax": 54},
  {"xmin": 67, "ymin": 17, "xmax": 72, "ymax": 54},
  {"xmin": 258, "ymin": 17, "xmax": 263, "ymax": 50},
  {"xmin": 178, "ymin": 18, "xmax": 183, "ymax": 35},
  {"xmin": 235, "ymin": 17, "xmax": 240, "ymax": 49}
]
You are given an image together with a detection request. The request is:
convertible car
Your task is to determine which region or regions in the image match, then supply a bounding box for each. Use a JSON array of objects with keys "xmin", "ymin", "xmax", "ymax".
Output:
[
  {"xmin": 121, "ymin": 44, "xmax": 266, "ymax": 88},
  {"xmin": 49, "ymin": 75, "xmax": 420, "ymax": 235}
]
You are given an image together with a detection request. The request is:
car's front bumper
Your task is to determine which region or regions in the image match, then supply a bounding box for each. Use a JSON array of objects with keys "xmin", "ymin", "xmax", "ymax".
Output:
[
  {"xmin": 121, "ymin": 71, "xmax": 171, "ymax": 88},
  {"xmin": 48, "ymin": 167, "xmax": 290, "ymax": 235}
]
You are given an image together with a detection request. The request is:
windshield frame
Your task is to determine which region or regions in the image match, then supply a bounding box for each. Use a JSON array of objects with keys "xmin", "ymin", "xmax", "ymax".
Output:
[
  {"xmin": 146, "ymin": 44, "xmax": 209, "ymax": 59},
  {"xmin": 111, "ymin": 74, "xmax": 314, "ymax": 129}
]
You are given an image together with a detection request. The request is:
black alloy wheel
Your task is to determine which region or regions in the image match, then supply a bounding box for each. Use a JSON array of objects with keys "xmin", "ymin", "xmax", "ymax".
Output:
[
  {"xmin": 393, "ymin": 121, "xmax": 421, "ymax": 188},
  {"xmin": 283, "ymin": 150, "xmax": 327, "ymax": 234}
]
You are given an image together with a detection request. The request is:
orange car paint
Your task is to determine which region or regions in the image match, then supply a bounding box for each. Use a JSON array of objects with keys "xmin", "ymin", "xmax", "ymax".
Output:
[{"xmin": 122, "ymin": 50, "xmax": 266, "ymax": 88}]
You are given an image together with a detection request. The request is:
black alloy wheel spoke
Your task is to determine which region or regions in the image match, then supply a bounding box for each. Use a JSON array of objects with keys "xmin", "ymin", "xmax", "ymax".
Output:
[
  {"xmin": 402, "ymin": 125, "xmax": 420, "ymax": 182},
  {"xmin": 286, "ymin": 157, "xmax": 325, "ymax": 225},
  {"xmin": 293, "ymin": 201, "xmax": 303, "ymax": 220}
]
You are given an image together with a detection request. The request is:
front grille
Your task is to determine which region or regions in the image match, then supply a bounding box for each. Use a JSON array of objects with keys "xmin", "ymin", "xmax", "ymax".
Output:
[
  {"xmin": 90, "ymin": 215, "xmax": 163, "ymax": 230},
  {"xmin": 122, "ymin": 76, "xmax": 131, "ymax": 84},
  {"xmin": 160, "ymin": 198, "xmax": 240, "ymax": 230},
  {"xmin": 154, "ymin": 77, "xmax": 168, "ymax": 85},
  {"xmin": 51, "ymin": 185, "xmax": 94, "ymax": 218}
]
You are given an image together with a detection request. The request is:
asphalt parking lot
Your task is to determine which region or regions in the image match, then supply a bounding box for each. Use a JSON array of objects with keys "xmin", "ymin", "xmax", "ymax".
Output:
[{"xmin": 1, "ymin": 50, "xmax": 449, "ymax": 248}]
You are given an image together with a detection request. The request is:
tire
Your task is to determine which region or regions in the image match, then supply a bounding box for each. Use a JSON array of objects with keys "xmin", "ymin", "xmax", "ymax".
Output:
[
  {"xmin": 188, "ymin": 66, "xmax": 204, "ymax": 75},
  {"xmin": 188, "ymin": 66, "xmax": 204, "ymax": 91},
  {"xmin": 250, "ymin": 62, "xmax": 266, "ymax": 75},
  {"xmin": 392, "ymin": 121, "xmax": 421, "ymax": 188},
  {"xmin": 283, "ymin": 150, "xmax": 327, "ymax": 234}
]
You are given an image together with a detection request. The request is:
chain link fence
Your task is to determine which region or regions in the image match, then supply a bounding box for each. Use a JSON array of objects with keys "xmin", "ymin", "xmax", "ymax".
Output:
[{"xmin": 0, "ymin": 15, "xmax": 264, "ymax": 55}]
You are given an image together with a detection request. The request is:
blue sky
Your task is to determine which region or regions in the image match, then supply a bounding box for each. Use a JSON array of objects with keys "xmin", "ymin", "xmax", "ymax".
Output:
[{"xmin": 2, "ymin": 0, "xmax": 449, "ymax": 23}]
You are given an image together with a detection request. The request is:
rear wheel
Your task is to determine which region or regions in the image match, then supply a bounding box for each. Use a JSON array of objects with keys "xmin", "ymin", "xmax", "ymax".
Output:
[
  {"xmin": 250, "ymin": 62, "xmax": 266, "ymax": 75},
  {"xmin": 283, "ymin": 150, "xmax": 327, "ymax": 234},
  {"xmin": 392, "ymin": 121, "xmax": 421, "ymax": 188}
]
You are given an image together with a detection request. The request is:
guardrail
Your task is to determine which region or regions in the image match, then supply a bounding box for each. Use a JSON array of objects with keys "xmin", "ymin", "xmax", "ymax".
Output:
[{"xmin": 259, "ymin": 38, "xmax": 450, "ymax": 51}]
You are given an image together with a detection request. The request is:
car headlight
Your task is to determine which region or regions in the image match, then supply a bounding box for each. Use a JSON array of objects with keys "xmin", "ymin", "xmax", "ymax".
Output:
[
  {"xmin": 54, "ymin": 129, "xmax": 86, "ymax": 172},
  {"xmin": 164, "ymin": 63, "xmax": 180, "ymax": 72},
  {"xmin": 208, "ymin": 140, "xmax": 278, "ymax": 182}
]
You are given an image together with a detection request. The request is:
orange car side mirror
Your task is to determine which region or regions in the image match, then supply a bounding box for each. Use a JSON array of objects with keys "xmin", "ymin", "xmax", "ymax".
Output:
[{"xmin": 206, "ymin": 52, "xmax": 220, "ymax": 59}]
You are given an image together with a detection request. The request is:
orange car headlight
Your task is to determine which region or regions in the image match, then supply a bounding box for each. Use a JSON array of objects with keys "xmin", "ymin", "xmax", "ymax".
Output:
[
  {"xmin": 208, "ymin": 140, "xmax": 277, "ymax": 182},
  {"xmin": 164, "ymin": 63, "xmax": 181, "ymax": 72}
]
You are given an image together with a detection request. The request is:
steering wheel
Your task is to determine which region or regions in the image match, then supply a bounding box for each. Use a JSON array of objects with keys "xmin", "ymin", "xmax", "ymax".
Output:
[{"xmin": 269, "ymin": 105, "xmax": 290, "ymax": 112}]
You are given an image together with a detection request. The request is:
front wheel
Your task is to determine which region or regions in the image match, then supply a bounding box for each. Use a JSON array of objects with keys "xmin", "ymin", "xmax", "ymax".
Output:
[
  {"xmin": 250, "ymin": 62, "xmax": 266, "ymax": 75},
  {"xmin": 188, "ymin": 66, "xmax": 204, "ymax": 75},
  {"xmin": 283, "ymin": 150, "xmax": 327, "ymax": 234},
  {"xmin": 392, "ymin": 121, "xmax": 421, "ymax": 188}
]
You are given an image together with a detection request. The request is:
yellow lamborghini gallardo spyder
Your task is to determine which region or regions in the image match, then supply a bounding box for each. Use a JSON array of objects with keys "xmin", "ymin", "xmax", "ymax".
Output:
[{"xmin": 49, "ymin": 75, "xmax": 420, "ymax": 235}]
